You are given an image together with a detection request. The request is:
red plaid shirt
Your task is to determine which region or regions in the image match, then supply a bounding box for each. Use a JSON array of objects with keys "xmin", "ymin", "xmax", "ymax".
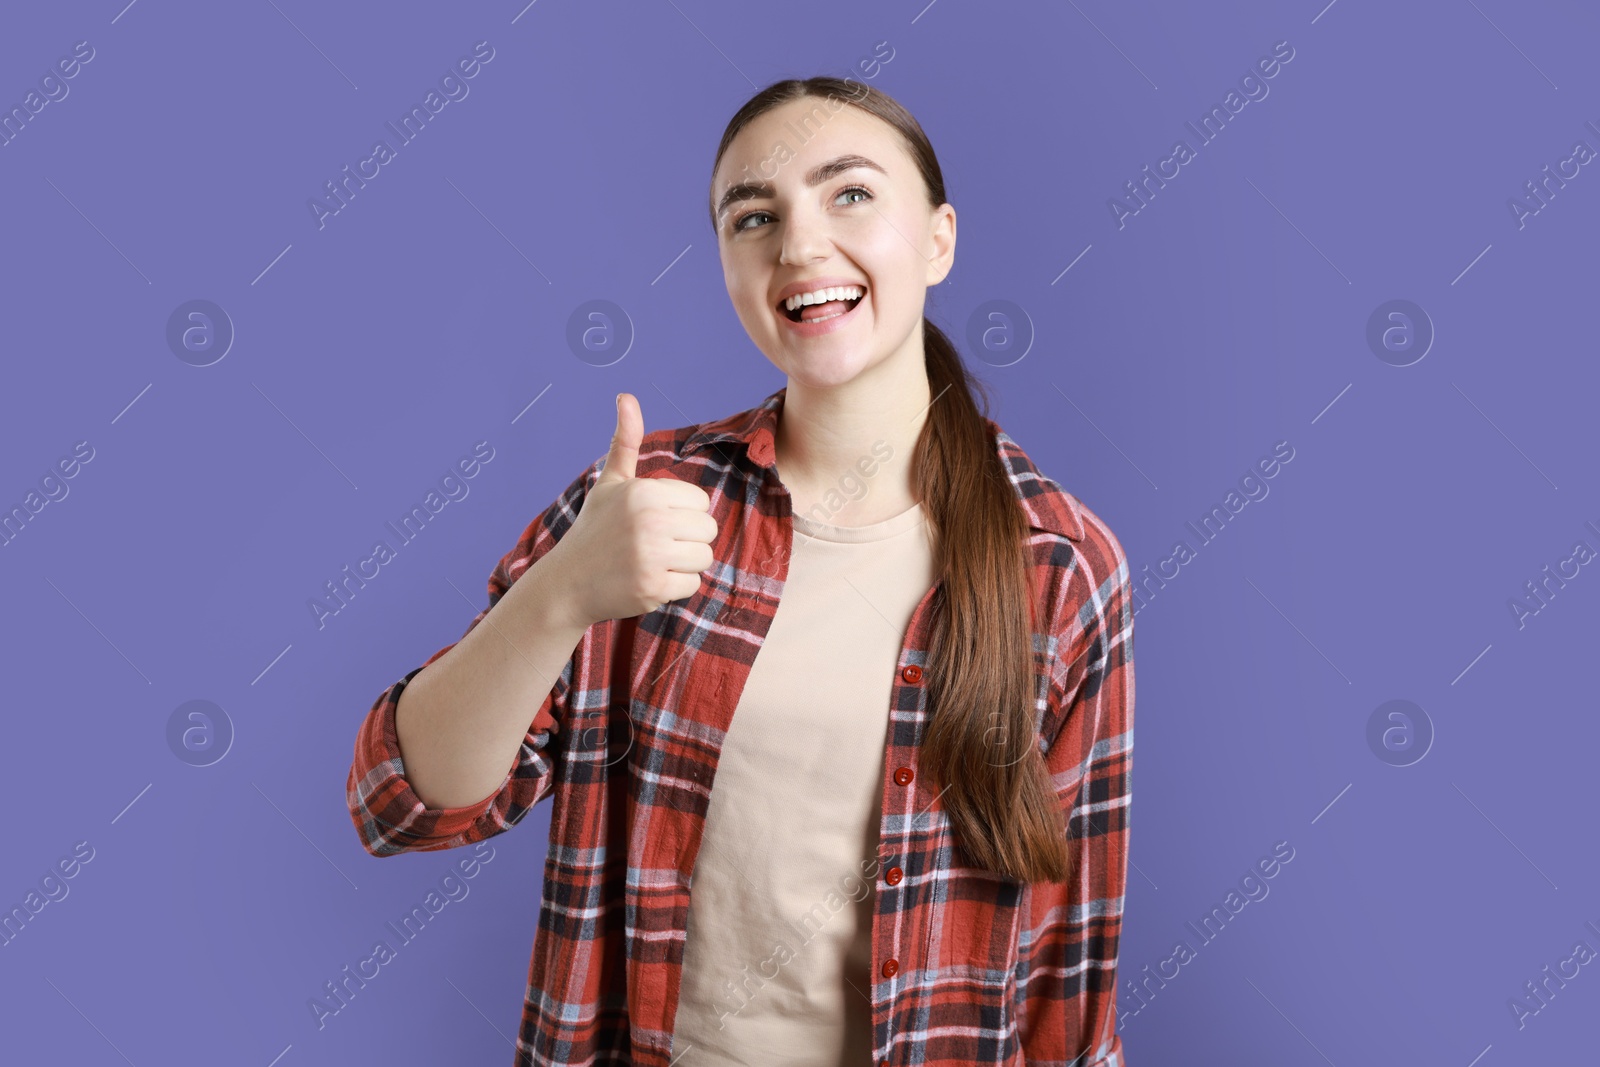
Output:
[{"xmin": 347, "ymin": 386, "xmax": 1135, "ymax": 1066}]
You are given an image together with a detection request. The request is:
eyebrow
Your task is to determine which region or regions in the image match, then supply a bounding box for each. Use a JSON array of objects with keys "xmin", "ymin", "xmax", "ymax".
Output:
[{"xmin": 714, "ymin": 154, "xmax": 889, "ymax": 222}]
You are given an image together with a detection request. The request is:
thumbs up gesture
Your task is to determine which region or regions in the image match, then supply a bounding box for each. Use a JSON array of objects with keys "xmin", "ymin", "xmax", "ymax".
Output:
[{"xmin": 551, "ymin": 393, "xmax": 719, "ymax": 626}]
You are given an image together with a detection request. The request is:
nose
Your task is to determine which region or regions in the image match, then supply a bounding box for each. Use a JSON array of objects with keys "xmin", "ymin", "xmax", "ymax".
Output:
[{"xmin": 778, "ymin": 205, "xmax": 831, "ymax": 267}]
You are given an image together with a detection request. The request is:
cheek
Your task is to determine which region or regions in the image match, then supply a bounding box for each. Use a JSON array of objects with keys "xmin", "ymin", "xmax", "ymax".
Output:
[
  {"xmin": 860, "ymin": 222, "xmax": 929, "ymax": 294},
  {"xmin": 721, "ymin": 268, "xmax": 762, "ymax": 316},
  {"xmin": 867, "ymin": 253, "xmax": 923, "ymax": 315},
  {"xmin": 740, "ymin": 283, "xmax": 772, "ymax": 323}
]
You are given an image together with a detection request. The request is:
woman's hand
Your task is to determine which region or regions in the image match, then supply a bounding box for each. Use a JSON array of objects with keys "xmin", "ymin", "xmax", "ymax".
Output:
[{"xmin": 545, "ymin": 393, "xmax": 719, "ymax": 628}]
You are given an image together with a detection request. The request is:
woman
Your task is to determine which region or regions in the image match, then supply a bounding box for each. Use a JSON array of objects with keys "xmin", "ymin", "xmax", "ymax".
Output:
[{"xmin": 347, "ymin": 76, "xmax": 1135, "ymax": 1067}]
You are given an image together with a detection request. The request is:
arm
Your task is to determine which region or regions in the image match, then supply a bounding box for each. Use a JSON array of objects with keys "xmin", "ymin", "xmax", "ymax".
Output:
[
  {"xmin": 1032, "ymin": 528, "xmax": 1136, "ymax": 1065},
  {"xmin": 345, "ymin": 454, "xmax": 605, "ymax": 857}
]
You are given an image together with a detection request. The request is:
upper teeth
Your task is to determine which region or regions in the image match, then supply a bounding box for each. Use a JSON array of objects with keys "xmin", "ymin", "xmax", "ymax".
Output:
[{"xmin": 785, "ymin": 286, "xmax": 863, "ymax": 311}]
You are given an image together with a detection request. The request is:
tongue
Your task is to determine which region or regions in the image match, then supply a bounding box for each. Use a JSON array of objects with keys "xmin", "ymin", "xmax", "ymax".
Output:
[{"xmin": 800, "ymin": 299, "xmax": 852, "ymax": 322}]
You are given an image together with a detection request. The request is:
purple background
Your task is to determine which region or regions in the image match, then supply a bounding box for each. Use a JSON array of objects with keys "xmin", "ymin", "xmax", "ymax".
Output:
[{"xmin": 2, "ymin": 0, "xmax": 1595, "ymax": 1063}]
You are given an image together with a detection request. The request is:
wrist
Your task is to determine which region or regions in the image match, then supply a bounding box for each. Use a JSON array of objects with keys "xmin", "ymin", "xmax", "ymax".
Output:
[{"xmin": 528, "ymin": 542, "xmax": 595, "ymax": 637}]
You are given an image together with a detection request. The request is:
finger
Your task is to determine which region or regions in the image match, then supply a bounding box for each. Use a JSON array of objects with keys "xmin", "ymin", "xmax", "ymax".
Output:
[
  {"xmin": 662, "ymin": 543, "xmax": 713, "ymax": 585},
  {"xmin": 664, "ymin": 509, "xmax": 720, "ymax": 545},
  {"xmin": 662, "ymin": 541, "xmax": 716, "ymax": 577},
  {"xmin": 597, "ymin": 392, "xmax": 642, "ymax": 484},
  {"xmin": 645, "ymin": 475, "xmax": 713, "ymax": 512}
]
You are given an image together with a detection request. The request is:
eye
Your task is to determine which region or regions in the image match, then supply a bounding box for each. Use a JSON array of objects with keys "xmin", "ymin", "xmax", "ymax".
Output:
[
  {"xmin": 730, "ymin": 184, "xmax": 875, "ymax": 233},
  {"xmin": 732, "ymin": 208, "xmax": 772, "ymax": 233}
]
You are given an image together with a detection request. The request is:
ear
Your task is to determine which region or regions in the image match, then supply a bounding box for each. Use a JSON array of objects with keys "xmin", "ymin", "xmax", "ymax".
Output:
[{"xmin": 924, "ymin": 202, "xmax": 956, "ymax": 287}]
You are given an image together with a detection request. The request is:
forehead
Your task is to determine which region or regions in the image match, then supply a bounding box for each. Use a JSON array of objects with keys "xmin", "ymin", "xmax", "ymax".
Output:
[{"xmin": 713, "ymin": 97, "xmax": 906, "ymax": 190}]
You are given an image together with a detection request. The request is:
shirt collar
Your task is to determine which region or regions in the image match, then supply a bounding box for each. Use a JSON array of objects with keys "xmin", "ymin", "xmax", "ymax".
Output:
[{"xmin": 680, "ymin": 386, "xmax": 1086, "ymax": 542}]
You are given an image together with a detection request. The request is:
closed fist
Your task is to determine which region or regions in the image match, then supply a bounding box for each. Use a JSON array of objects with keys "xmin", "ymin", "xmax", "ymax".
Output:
[{"xmin": 551, "ymin": 393, "xmax": 719, "ymax": 626}]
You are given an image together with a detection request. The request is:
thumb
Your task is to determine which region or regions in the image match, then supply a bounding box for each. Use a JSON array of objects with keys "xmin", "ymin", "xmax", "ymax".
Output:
[{"xmin": 597, "ymin": 392, "xmax": 642, "ymax": 484}]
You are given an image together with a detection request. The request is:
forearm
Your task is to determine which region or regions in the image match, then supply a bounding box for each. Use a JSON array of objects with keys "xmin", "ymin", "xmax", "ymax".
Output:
[{"xmin": 395, "ymin": 546, "xmax": 592, "ymax": 810}]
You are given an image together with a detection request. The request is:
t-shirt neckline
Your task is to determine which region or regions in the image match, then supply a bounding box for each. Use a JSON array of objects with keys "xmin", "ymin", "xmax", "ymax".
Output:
[{"xmin": 791, "ymin": 499, "xmax": 926, "ymax": 544}]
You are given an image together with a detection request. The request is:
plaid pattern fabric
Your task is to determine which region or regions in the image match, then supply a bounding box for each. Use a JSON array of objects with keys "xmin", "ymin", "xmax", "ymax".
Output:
[{"xmin": 346, "ymin": 385, "xmax": 1135, "ymax": 1066}]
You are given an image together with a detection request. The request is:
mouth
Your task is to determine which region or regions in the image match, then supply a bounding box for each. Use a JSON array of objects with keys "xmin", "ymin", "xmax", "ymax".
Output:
[{"xmin": 777, "ymin": 290, "xmax": 865, "ymax": 325}]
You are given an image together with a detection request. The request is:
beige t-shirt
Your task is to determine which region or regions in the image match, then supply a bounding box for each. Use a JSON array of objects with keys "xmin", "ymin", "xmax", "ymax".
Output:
[{"xmin": 670, "ymin": 498, "xmax": 936, "ymax": 1066}]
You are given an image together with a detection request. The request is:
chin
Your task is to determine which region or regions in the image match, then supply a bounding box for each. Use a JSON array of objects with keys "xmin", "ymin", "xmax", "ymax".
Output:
[{"xmin": 780, "ymin": 351, "xmax": 880, "ymax": 390}]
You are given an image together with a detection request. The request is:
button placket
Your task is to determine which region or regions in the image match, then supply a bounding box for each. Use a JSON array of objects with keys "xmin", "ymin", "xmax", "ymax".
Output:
[{"xmin": 881, "ymin": 662, "xmax": 921, "ymax": 993}]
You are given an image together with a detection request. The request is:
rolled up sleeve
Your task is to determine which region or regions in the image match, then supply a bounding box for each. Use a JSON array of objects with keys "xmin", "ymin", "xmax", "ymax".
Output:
[
  {"xmin": 1026, "ymin": 521, "xmax": 1135, "ymax": 1065},
  {"xmin": 346, "ymin": 454, "xmax": 603, "ymax": 857}
]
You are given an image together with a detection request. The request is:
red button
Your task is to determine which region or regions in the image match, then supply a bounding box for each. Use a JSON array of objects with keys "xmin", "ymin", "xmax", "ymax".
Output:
[
  {"xmin": 893, "ymin": 767, "xmax": 914, "ymax": 786},
  {"xmin": 900, "ymin": 664, "xmax": 923, "ymax": 684},
  {"xmin": 881, "ymin": 958, "xmax": 899, "ymax": 979},
  {"xmin": 885, "ymin": 866, "xmax": 903, "ymax": 886}
]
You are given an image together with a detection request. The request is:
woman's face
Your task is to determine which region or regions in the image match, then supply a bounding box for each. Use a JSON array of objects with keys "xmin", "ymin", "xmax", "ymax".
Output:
[{"xmin": 712, "ymin": 96, "xmax": 955, "ymax": 390}]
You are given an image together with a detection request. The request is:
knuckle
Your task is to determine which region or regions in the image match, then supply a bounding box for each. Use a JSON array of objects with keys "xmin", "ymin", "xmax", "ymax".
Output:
[{"xmin": 639, "ymin": 510, "xmax": 667, "ymax": 540}]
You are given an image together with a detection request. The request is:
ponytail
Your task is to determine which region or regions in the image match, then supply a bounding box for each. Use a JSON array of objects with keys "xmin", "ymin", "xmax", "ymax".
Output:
[{"xmin": 913, "ymin": 317, "xmax": 1071, "ymax": 883}]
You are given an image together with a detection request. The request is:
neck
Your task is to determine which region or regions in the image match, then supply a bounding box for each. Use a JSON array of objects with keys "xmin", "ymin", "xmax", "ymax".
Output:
[{"xmin": 773, "ymin": 341, "xmax": 932, "ymax": 527}]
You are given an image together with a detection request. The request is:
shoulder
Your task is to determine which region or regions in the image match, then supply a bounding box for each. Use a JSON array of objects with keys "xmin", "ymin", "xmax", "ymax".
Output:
[
  {"xmin": 1059, "ymin": 493, "xmax": 1131, "ymax": 601},
  {"xmin": 991, "ymin": 423, "xmax": 1132, "ymax": 695},
  {"xmin": 991, "ymin": 421, "xmax": 1129, "ymax": 582},
  {"xmin": 632, "ymin": 425, "xmax": 711, "ymax": 477},
  {"xmin": 629, "ymin": 393, "xmax": 776, "ymax": 481},
  {"xmin": 557, "ymin": 410, "xmax": 746, "ymax": 498}
]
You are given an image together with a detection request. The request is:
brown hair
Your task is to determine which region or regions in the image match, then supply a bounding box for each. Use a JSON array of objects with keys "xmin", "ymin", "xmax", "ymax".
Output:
[{"xmin": 708, "ymin": 77, "xmax": 1071, "ymax": 884}]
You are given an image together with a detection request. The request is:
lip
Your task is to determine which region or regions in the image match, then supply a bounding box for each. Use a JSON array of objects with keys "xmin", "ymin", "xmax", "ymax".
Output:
[{"xmin": 774, "ymin": 277, "xmax": 868, "ymax": 338}]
